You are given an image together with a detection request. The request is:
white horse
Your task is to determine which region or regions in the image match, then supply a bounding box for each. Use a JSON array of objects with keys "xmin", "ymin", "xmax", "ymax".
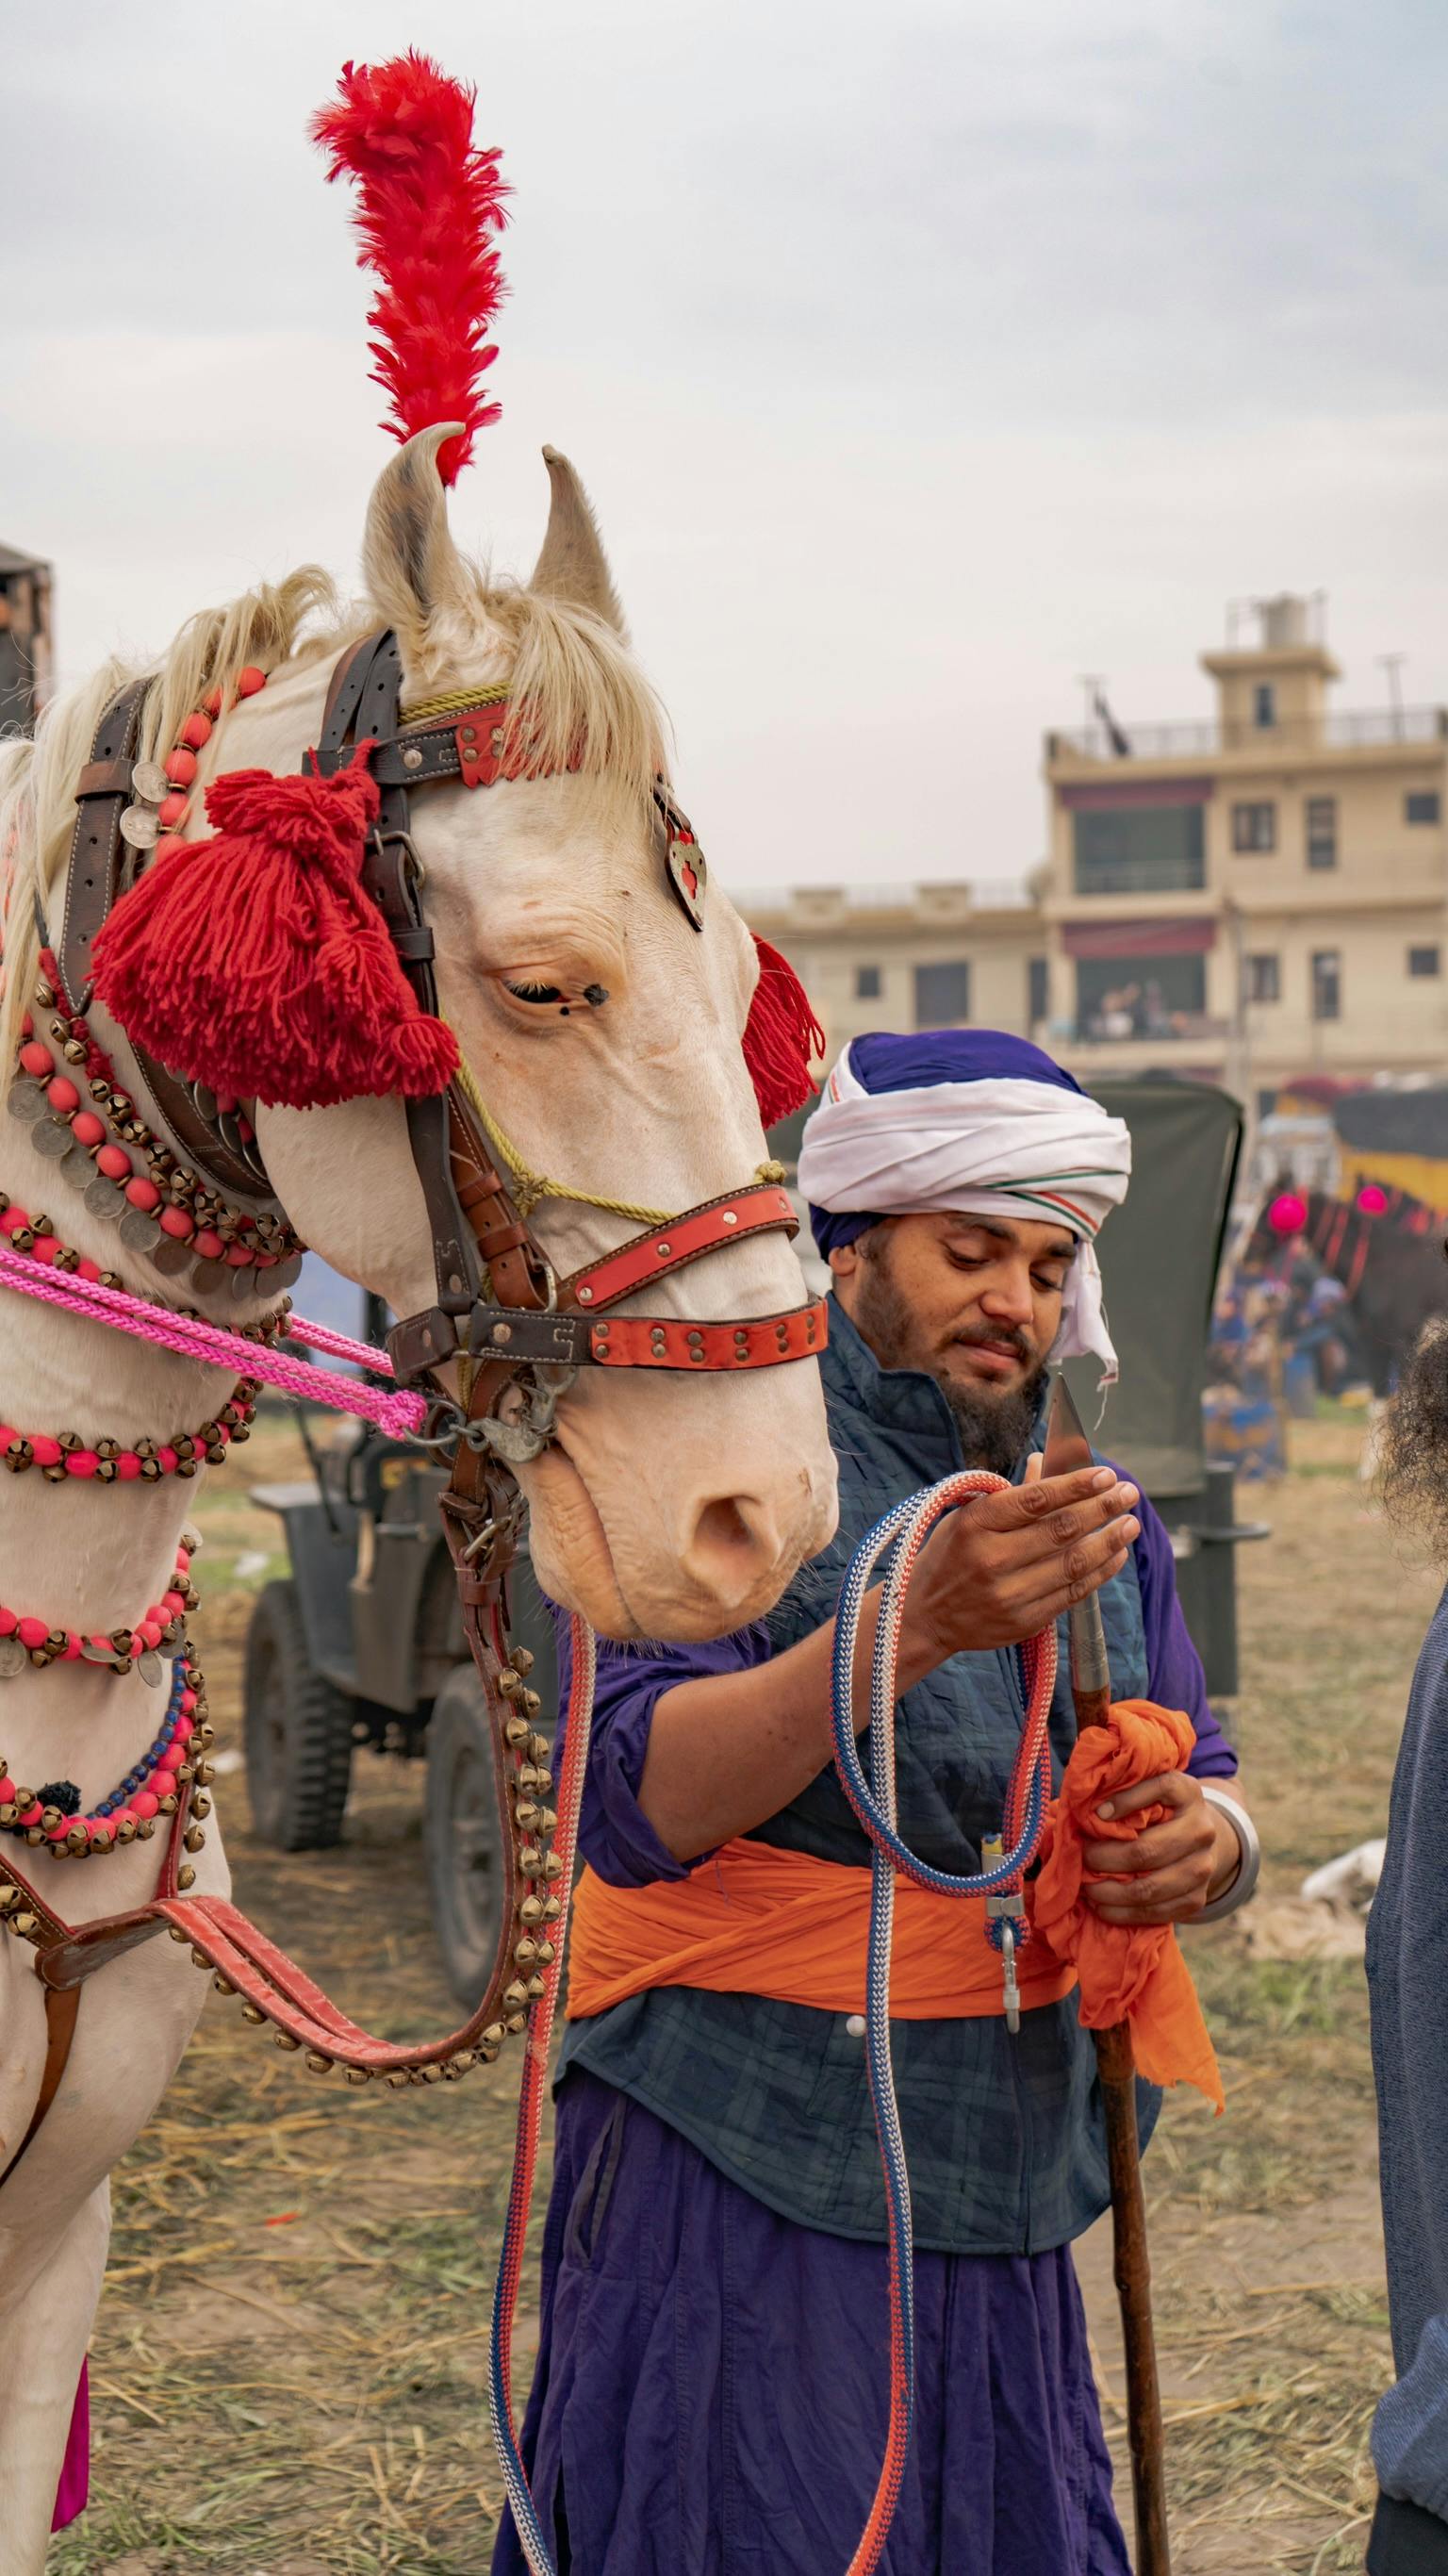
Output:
[{"xmin": 0, "ymin": 429, "xmax": 838, "ymax": 2566}]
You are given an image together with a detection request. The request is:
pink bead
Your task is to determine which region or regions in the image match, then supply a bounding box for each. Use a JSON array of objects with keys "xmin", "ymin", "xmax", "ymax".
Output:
[
  {"xmin": 77, "ymin": 1260, "xmax": 102, "ymax": 1284},
  {"xmin": 180, "ymin": 1690, "xmax": 197, "ymax": 1716},
  {"xmin": 225, "ymin": 1243, "xmax": 254, "ymax": 1267},
  {"xmin": 18, "ymin": 1041, "xmax": 51, "ymax": 1078},
  {"xmin": 128, "ymin": 1634, "xmax": 143, "ymax": 1659},
  {"xmin": 0, "ymin": 1776, "xmax": 13, "ymax": 1803},
  {"xmin": 151, "ymin": 1772, "xmax": 178, "ymax": 1804},
  {"xmin": 59, "ymin": 1637, "xmax": 82, "ymax": 1660},
  {"xmin": 123, "ymin": 1177, "xmax": 160, "ymax": 1212},
  {"xmin": 130, "ymin": 1791, "xmax": 158, "ymax": 1821},
  {"xmin": 194, "ymin": 1230, "xmax": 223, "ymax": 1261},
  {"xmin": 203, "ymin": 685, "xmax": 222, "ymax": 718},
  {"xmin": 45, "ymin": 1076, "xmax": 79, "ymax": 1115},
  {"xmin": 67, "ymin": 1451, "xmax": 100, "ymax": 1478},
  {"xmin": 179, "ymin": 712, "xmax": 212, "ymax": 750},
  {"xmin": 157, "ymin": 1447, "xmax": 178, "ymax": 1476},
  {"xmin": 116, "ymin": 1455, "xmax": 141, "ymax": 1480},
  {"xmin": 31, "ymin": 1236, "xmax": 59, "ymax": 1265},
  {"xmin": 72, "ymin": 1111, "xmax": 106, "ymax": 1148},
  {"xmin": 0, "ymin": 1610, "xmax": 14, "ymax": 1636},
  {"xmin": 158, "ymin": 1206, "xmax": 194, "ymax": 1240},
  {"xmin": 45, "ymin": 1820, "xmax": 70, "ymax": 1842},
  {"xmin": 0, "ymin": 1209, "xmax": 25, "ymax": 1238},
  {"xmin": 16, "ymin": 1804, "xmax": 41, "ymax": 1829},
  {"xmin": 97, "ymin": 1146, "xmax": 131, "ymax": 1181},
  {"xmin": 174, "ymin": 1713, "xmax": 194, "ymax": 1742},
  {"xmin": 87, "ymin": 1819, "xmax": 111, "ymax": 1844},
  {"xmin": 158, "ymin": 791, "xmax": 191, "ymax": 829},
  {"xmin": 164, "ymin": 746, "xmax": 198, "ymax": 787},
  {"xmin": 16, "ymin": 1618, "xmax": 47, "ymax": 1651},
  {"xmin": 162, "ymin": 1590, "xmax": 184, "ymax": 1617},
  {"xmin": 139, "ymin": 1619, "xmax": 162, "ymax": 1649},
  {"xmin": 112, "ymin": 1806, "xmax": 137, "ymax": 1828},
  {"xmin": 237, "ymin": 665, "xmax": 267, "ymax": 697},
  {"xmin": 29, "ymin": 1437, "xmax": 62, "ymax": 1468}
]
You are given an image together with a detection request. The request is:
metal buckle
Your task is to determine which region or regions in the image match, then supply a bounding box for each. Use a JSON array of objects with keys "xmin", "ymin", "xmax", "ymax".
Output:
[{"xmin": 983, "ymin": 1833, "xmax": 1026, "ymax": 2038}]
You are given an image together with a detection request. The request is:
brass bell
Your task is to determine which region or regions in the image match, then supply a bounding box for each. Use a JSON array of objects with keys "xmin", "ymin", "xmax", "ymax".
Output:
[
  {"xmin": 499, "ymin": 1669, "xmax": 524, "ymax": 1701},
  {"xmin": 540, "ymin": 1893, "xmax": 563, "ymax": 1922},
  {"xmin": 212, "ymin": 1973, "xmax": 234, "ymax": 1995},
  {"xmin": 483, "ymin": 2022, "xmax": 507, "ymax": 2050},
  {"xmin": 543, "ymin": 1853, "xmax": 566, "ymax": 1882},
  {"xmin": 345, "ymin": 2068, "xmax": 370, "ymax": 2087},
  {"xmin": 504, "ymin": 2010, "xmax": 527, "ymax": 2036},
  {"xmin": 176, "ymin": 1864, "xmax": 196, "ymax": 1891},
  {"xmin": 526, "ymin": 1974, "xmax": 547, "ymax": 2001},
  {"xmin": 275, "ymin": 2031, "xmax": 302, "ymax": 2050},
  {"xmin": 514, "ymin": 1937, "xmax": 538, "ymax": 1968},
  {"xmin": 304, "ymin": 2054, "xmax": 333, "ymax": 2075},
  {"xmin": 535, "ymin": 1940, "xmax": 557, "ymax": 1967},
  {"xmin": 503, "ymin": 1714, "xmax": 530, "ymax": 1749},
  {"xmin": 518, "ymin": 1894, "xmax": 545, "ymax": 1926},
  {"xmin": 503, "ymin": 1980, "xmax": 529, "ymax": 2012},
  {"xmin": 241, "ymin": 2004, "xmax": 266, "ymax": 2024},
  {"xmin": 387, "ymin": 2070, "xmax": 411, "ymax": 2089},
  {"xmin": 518, "ymin": 1845, "xmax": 544, "ymax": 1878},
  {"xmin": 183, "ymin": 1825, "xmax": 206, "ymax": 1853},
  {"xmin": 509, "ymin": 1647, "xmax": 535, "ymax": 1678}
]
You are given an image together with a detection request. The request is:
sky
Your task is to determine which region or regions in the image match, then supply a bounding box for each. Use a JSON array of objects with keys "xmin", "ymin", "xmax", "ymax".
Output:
[{"xmin": 5, "ymin": 0, "xmax": 1448, "ymax": 898}]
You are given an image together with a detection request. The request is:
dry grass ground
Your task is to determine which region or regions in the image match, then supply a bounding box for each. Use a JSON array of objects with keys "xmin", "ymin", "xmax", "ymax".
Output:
[{"xmin": 47, "ymin": 1410, "xmax": 1443, "ymax": 2574}]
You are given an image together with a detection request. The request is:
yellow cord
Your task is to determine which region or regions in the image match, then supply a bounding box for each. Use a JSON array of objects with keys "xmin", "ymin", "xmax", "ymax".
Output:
[
  {"xmin": 451, "ymin": 1048, "xmax": 675, "ymax": 1226},
  {"xmin": 402, "ymin": 681, "xmax": 513, "ymax": 726}
]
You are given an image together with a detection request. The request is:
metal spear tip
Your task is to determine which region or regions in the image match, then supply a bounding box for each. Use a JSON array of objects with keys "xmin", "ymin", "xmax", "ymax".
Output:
[{"xmin": 1043, "ymin": 1372, "xmax": 1094, "ymax": 1482}]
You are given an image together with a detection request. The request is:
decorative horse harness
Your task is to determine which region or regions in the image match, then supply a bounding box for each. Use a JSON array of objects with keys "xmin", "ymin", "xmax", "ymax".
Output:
[{"xmin": 0, "ymin": 629, "xmax": 828, "ymax": 2177}]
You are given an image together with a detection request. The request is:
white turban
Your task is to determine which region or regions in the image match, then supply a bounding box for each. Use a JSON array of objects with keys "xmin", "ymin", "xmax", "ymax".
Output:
[{"xmin": 798, "ymin": 1032, "xmax": 1132, "ymax": 1384}]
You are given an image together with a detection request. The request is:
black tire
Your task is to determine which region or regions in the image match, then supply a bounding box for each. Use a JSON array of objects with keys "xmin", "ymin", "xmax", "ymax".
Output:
[
  {"xmin": 424, "ymin": 1662, "xmax": 506, "ymax": 2009},
  {"xmin": 243, "ymin": 1579, "xmax": 354, "ymax": 1850}
]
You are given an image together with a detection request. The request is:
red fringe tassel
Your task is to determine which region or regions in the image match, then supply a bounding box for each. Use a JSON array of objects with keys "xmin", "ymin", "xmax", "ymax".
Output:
[
  {"xmin": 744, "ymin": 936, "xmax": 825, "ymax": 1131},
  {"xmin": 90, "ymin": 749, "xmax": 458, "ymax": 1112}
]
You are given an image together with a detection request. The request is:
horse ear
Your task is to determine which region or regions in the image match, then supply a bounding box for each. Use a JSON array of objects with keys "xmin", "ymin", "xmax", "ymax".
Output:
[
  {"xmin": 362, "ymin": 423, "xmax": 502, "ymax": 684},
  {"xmin": 530, "ymin": 447, "xmax": 627, "ymax": 636}
]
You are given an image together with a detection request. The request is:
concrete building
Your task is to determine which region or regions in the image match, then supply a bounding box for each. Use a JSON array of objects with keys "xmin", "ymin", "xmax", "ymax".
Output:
[
  {"xmin": 745, "ymin": 598, "xmax": 1448, "ymax": 1104},
  {"xmin": 0, "ymin": 542, "xmax": 53, "ymax": 734},
  {"xmin": 1040, "ymin": 596, "xmax": 1448, "ymax": 1092}
]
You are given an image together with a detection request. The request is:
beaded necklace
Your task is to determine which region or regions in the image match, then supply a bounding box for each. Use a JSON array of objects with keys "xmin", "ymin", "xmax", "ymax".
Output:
[{"xmin": 0, "ymin": 1645, "xmax": 216, "ymax": 1863}]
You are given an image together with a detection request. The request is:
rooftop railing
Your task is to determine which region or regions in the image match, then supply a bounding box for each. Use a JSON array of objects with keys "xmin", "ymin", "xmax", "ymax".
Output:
[
  {"xmin": 732, "ymin": 877, "xmax": 1037, "ymax": 916},
  {"xmin": 1047, "ymin": 707, "xmax": 1447, "ymax": 763}
]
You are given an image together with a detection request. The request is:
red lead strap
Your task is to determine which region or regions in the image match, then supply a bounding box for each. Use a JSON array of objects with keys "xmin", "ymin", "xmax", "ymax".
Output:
[{"xmin": 561, "ymin": 1181, "xmax": 829, "ymax": 1374}]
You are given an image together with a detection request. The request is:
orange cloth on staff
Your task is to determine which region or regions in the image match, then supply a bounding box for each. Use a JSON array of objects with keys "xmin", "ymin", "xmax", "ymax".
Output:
[
  {"xmin": 566, "ymin": 1838, "xmax": 1079, "ymax": 2023},
  {"xmin": 1032, "ymin": 1698, "xmax": 1226, "ymax": 2114}
]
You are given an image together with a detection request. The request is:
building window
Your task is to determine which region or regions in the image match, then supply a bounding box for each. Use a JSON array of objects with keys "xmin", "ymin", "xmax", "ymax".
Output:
[
  {"xmin": 1406, "ymin": 791, "xmax": 1441, "ymax": 825},
  {"xmin": 1232, "ymin": 801, "xmax": 1276, "ymax": 853},
  {"xmin": 913, "ymin": 961, "xmax": 971, "ymax": 1028},
  {"xmin": 1028, "ymin": 956, "xmax": 1049, "ymax": 1024},
  {"xmin": 1072, "ymin": 803, "xmax": 1206, "ymax": 896},
  {"xmin": 854, "ymin": 963, "xmax": 881, "ymax": 1000},
  {"xmin": 1408, "ymin": 945, "xmax": 1441, "ymax": 978},
  {"xmin": 1245, "ymin": 953, "xmax": 1280, "ymax": 1003},
  {"xmin": 1306, "ymin": 796, "xmax": 1337, "ymax": 869},
  {"xmin": 1311, "ymin": 949, "xmax": 1341, "ymax": 1021},
  {"xmin": 1253, "ymin": 683, "xmax": 1276, "ymax": 729},
  {"xmin": 1075, "ymin": 952, "xmax": 1205, "ymax": 1040}
]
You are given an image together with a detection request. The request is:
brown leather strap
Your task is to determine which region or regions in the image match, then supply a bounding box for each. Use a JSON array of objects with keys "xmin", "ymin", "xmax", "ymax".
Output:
[
  {"xmin": 0, "ymin": 1987, "xmax": 80, "ymax": 2192},
  {"xmin": 59, "ymin": 677, "xmax": 152, "ymax": 1006}
]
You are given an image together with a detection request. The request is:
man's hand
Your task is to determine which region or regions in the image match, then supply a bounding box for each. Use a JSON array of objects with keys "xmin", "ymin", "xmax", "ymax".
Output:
[
  {"xmin": 1081, "ymin": 1774, "xmax": 1241, "ymax": 1925},
  {"xmin": 906, "ymin": 1464, "xmax": 1141, "ymax": 1666}
]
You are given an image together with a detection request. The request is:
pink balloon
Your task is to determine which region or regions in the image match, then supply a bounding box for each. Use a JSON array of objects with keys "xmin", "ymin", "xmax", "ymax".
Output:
[
  {"xmin": 1358, "ymin": 1184, "xmax": 1389, "ymax": 1215},
  {"xmin": 1268, "ymin": 1193, "xmax": 1308, "ymax": 1237}
]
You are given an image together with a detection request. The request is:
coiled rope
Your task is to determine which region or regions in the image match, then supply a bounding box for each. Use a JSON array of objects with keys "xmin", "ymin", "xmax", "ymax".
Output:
[{"xmin": 488, "ymin": 1472, "xmax": 1058, "ymax": 2576}]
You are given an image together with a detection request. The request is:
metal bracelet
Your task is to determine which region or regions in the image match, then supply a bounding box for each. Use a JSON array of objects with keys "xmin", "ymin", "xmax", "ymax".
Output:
[{"xmin": 1193, "ymin": 1784, "xmax": 1261, "ymax": 1923}]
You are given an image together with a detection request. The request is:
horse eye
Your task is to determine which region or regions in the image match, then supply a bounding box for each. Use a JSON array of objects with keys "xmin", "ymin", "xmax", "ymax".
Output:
[{"xmin": 503, "ymin": 979, "xmax": 564, "ymax": 1005}]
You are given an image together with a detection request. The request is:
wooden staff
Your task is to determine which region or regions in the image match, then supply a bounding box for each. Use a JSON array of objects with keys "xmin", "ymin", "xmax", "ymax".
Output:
[{"xmin": 1045, "ymin": 1376, "xmax": 1171, "ymax": 2575}]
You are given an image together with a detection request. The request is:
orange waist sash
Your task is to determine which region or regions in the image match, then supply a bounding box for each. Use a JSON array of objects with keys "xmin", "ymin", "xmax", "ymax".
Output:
[{"xmin": 565, "ymin": 1838, "xmax": 1078, "ymax": 2023}]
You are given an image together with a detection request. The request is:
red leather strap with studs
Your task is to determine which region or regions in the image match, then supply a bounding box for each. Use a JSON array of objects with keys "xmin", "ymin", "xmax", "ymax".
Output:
[
  {"xmin": 587, "ymin": 1303, "xmax": 827, "ymax": 1370},
  {"xmin": 565, "ymin": 1183, "xmax": 798, "ymax": 1312}
]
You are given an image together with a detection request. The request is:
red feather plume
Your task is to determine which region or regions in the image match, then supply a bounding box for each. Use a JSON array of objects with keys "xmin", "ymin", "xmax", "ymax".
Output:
[{"xmin": 311, "ymin": 52, "xmax": 509, "ymax": 486}]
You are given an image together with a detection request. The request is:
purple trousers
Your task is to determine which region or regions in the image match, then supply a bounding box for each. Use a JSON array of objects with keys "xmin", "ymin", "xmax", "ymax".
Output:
[{"xmin": 493, "ymin": 2072, "xmax": 1129, "ymax": 2576}]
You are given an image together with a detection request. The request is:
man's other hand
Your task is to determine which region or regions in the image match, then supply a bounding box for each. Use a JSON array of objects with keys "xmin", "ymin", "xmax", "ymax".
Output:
[
  {"xmin": 908, "ymin": 1463, "xmax": 1141, "ymax": 1662},
  {"xmin": 1081, "ymin": 1772, "xmax": 1241, "ymax": 1924}
]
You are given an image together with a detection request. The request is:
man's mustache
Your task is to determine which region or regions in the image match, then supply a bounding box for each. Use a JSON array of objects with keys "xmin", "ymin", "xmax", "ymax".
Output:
[{"xmin": 948, "ymin": 1324, "xmax": 1034, "ymax": 1363}]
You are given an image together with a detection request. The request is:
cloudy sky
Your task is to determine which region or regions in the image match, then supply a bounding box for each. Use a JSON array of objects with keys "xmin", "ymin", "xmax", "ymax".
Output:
[{"xmin": 6, "ymin": 0, "xmax": 1448, "ymax": 896}]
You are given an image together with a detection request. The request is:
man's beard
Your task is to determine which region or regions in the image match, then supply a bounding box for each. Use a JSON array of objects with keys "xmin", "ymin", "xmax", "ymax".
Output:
[
  {"xmin": 1382, "ymin": 1314, "xmax": 1448, "ymax": 1560},
  {"xmin": 850, "ymin": 1236, "xmax": 1048, "ymax": 1477}
]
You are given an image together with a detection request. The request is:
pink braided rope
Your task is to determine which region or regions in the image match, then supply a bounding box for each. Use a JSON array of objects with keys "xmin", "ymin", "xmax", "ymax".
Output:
[{"xmin": 0, "ymin": 1246, "xmax": 427, "ymax": 1438}]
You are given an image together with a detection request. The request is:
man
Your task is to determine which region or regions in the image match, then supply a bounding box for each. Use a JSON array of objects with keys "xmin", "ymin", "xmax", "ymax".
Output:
[
  {"xmin": 495, "ymin": 1030, "xmax": 1255, "ymax": 2576},
  {"xmin": 1367, "ymin": 1314, "xmax": 1448, "ymax": 2574}
]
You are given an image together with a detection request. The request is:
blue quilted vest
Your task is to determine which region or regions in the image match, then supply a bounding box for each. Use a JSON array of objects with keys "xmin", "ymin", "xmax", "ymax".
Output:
[{"xmin": 562, "ymin": 1300, "xmax": 1156, "ymax": 2254}]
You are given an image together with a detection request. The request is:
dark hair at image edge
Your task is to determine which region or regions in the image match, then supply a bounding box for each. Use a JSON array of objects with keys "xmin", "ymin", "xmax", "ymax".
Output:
[{"xmin": 1382, "ymin": 1313, "xmax": 1448, "ymax": 1561}]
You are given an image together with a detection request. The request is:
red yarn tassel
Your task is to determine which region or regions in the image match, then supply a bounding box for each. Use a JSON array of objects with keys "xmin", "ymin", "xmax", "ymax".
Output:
[
  {"xmin": 743, "ymin": 936, "xmax": 825, "ymax": 1131},
  {"xmin": 90, "ymin": 747, "xmax": 458, "ymax": 1111}
]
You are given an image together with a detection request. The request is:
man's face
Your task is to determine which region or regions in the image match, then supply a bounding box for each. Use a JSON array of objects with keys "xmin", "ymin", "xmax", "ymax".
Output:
[{"xmin": 830, "ymin": 1212, "xmax": 1078, "ymax": 1471}]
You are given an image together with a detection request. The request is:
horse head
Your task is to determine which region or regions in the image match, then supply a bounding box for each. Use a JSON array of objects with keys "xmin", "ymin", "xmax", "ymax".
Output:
[{"xmin": 189, "ymin": 430, "xmax": 836, "ymax": 1641}]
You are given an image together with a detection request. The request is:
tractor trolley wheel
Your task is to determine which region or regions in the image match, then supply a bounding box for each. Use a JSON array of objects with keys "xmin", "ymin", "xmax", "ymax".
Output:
[
  {"xmin": 424, "ymin": 1661, "xmax": 506, "ymax": 2008},
  {"xmin": 243, "ymin": 1579, "xmax": 354, "ymax": 1851}
]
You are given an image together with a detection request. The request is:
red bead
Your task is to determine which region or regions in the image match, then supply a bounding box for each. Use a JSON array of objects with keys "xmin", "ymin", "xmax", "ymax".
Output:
[
  {"xmin": 97, "ymin": 1146, "xmax": 132, "ymax": 1181},
  {"xmin": 139, "ymin": 1619, "xmax": 162, "ymax": 1649},
  {"xmin": 158, "ymin": 792, "xmax": 191, "ymax": 829},
  {"xmin": 18, "ymin": 1041, "xmax": 51, "ymax": 1078},
  {"xmin": 194, "ymin": 1230, "xmax": 223, "ymax": 1262},
  {"xmin": 151, "ymin": 1772, "xmax": 178, "ymax": 1804},
  {"xmin": 88, "ymin": 1820, "xmax": 112, "ymax": 1845},
  {"xmin": 0, "ymin": 1777, "xmax": 12, "ymax": 1803},
  {"xmin": 29, "ymin": 1437, "xmax": 61, "ymax": 1468},
  {"xmin": 31, "ymin": 1237, "xmax": 59, "ymax": 1266},
  {"xmin": 162, "ymin": 1590, "xmax": 184, "ymax": 1618},
  {"xmin": 225, "ymin": 1243, "xmax": 254, "ymax": 1268},
  {"xmin": 128, "ymin": 1635, "xmax": 143, "ymax": 1660},
  {"xmin": 68, "ymin": 1451, "xmax": 100, "ymax": 1478},
  {"xmin": 0, "ymin": 1209, "xmax": 24, "ymax": 1237},
  {"xmin": 179, "ymin": 1691, "xmax": 196, "ymax": 1717},
  {"xmin": 72, "ymin": 1111, "xmax": 105, "ymax": 1148},
  {"xmin": 0, "ymin": 1610, "xmax": 14, "ymax": 1636},
  {"xmin": 77, "ymin": 1259, "xmax": 102, "ymax": 1284},
  {"xmin": 16, "ymin": 1617, "xmax": 47, "ymax": 1651},
  {"xmin": 123, "ymin": 1177, "xmax": 160, "ymax": 1213},
  {"xmin": 164, "ymin": 747, "xmax": 198, "ymax": 787},
  {"xmin": 180, "ymin": 712, "xmax": 212, "ymax": 750},
  {"xmin": 116, "ymin": 1455, "xmax": 141, "ymax": 1480},
  {"xmin": 157, "ymin": 1447, "xmax": 178, "ymax": 1476},
  {"xmin": 237, "ymin": 665, "xmax": 267, "ymax": 697},
  {"xmin": 59, "ymin": 1637, "xmax": 82, "ymax": 1661},
  {"xmin": 45, "ymin": 1076, "xmax": 79, "ymax": 1115},
  {"xmin": 16, "ymin": 1804, "xmax": 41, "ymax": 1829},
  {"xmin": 158, "ymin": 1206, "xmax": 194, "ymax": 1240},
  {"xmin": 203, "ymin": 685, "xmax": 222, "ymax": 718},
  {"xmin": 130, "ymin": 1791, "xmax": 159, "ymax": 1821},
  {"xmin": 45, "ymin": 1820, "xmax": 70, "ymax": 1843}
]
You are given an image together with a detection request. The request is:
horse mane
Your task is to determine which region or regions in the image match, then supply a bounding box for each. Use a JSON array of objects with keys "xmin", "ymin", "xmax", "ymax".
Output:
[{"xmin": 0, "ymin": 555, "xmax": 669, "ymax": 1084}]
